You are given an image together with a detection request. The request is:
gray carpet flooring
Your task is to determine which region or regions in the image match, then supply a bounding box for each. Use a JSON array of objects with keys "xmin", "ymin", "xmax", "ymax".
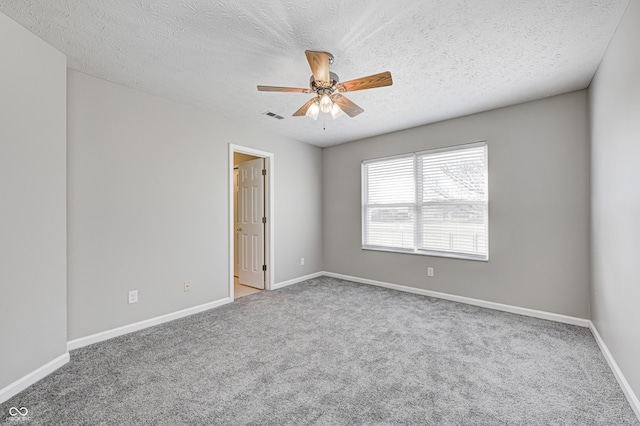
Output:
[{"xmin": 1, "ymin": 276, "xmax": 638, "ymax": 425}]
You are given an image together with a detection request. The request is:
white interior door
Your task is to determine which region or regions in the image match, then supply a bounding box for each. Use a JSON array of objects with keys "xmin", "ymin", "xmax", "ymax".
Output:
[{"xmin": 238, "ymin": 158, "xmax": 265, "ymax": 289}]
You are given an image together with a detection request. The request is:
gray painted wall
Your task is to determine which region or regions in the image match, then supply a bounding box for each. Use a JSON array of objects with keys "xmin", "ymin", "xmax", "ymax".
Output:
[
  {"xmin": 323, "ymin": 91, "xmax": 591, "ymax": 318},
  {"xmin": 6, "ymin": 0, "xmax": 637, "ymax": 407},
  {"xmin": 590, "ymin": 0, "xmax": 640, "ymax": 403},
  {"xmin": 67, "ymin": 70, "xmax": 322, "ymax": 340},
  {"xmin": 0, "ymin": 13, "xmax": 67, "ymax": 388}
]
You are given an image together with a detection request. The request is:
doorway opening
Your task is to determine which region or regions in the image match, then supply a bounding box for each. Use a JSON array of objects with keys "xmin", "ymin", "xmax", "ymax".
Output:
[{"xmin": 228, "ymin": 144, "xmax": 274, "ymax": 301}]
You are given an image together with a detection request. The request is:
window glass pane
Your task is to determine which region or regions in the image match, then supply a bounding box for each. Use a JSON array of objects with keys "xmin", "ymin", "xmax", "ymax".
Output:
[
  {"xmin": 365, "ymin": 156, "xmax": 415, "ymax": 204},
  {"xmin": 365, "ymin": 206, "xmax": 414, "ymax": 249},
  {"xmin": 419, "ymin": 203, "xmax": 487, "ymax": 256},
  {"xmin": 420, "ymin": 146, "xmax": 486, "ymax": 202}
]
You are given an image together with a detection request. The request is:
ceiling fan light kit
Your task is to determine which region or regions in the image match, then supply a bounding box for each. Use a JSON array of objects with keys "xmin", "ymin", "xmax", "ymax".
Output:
[{"xmin": 258, "ymin": 50, "xmax": 393, "ymax": 121}]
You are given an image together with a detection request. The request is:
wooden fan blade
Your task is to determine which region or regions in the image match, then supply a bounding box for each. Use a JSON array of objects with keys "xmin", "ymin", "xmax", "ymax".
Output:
[
  {"xmin": 257, "ymin": 85, "xmax": 312, "ymax": 93},
  {"xmin": 336, "ymin": 71, "xmax": 393, "ymax": 93},
  {"xmin": 333, "ymin": 94, "xmax": 364, "ymax": 117},
  {"xmin": 305, "ymin": 50, "xmax": 330, "ymax": 82},
  {"xmin": 293, "ymin": 98, "xmax": 317, "ymax": 117}
]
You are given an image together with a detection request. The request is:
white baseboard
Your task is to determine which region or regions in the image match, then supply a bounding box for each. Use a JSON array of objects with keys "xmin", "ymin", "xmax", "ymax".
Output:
[
  {"xmin": 323, "ymin": 272, "xmax": 590, "ymax": 327},
  {"xmin": 67, "ymin": 297, "xmax": 232, "ymax": 351},
  {"xmin": 0, "ymin": 352, "xmax": 69, "ymax": 404},
  {"xmin": 323, "ymin": 272, "xmax": 639, "ymax": 421},
  {"xmin": 4, "ymin": 273, "xmax": 637, "ymax": 422},
  {"xmin": 272, "ymin": 271, "xmax": 324, "ymax": 290},
  {"xmin": 68, "ymin": 270, "xmax": 325, "ymax": 351},
  {"xmin": 589, "ymin": 322, "xmax": 640, "ymax": 420}
]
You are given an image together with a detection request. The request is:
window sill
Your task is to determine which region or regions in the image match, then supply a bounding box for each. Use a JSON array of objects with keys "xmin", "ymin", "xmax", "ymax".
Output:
[{"xmin": 361, "ymin": 246, "xmax": 489, "ymax": 262}]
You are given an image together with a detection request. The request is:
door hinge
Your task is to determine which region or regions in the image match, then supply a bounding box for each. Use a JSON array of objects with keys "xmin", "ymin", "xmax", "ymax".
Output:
[
  {"xmin": 262, "ymin": 217, "xmax": 267, "ymax": 224},
  {"xmin": 262, "ymin": 264, "xmax": 267, "ymax": 271},
  {"xmin": 262, "ymin": 169, "xmax": 267, "ymax": 176}
]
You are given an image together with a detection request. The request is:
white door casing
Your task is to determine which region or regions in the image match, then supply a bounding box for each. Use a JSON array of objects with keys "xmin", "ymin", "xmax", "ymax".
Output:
[
  {"xmin": 238, "ymin": 158, "xmax": 265, "ymax": 289},
  {"xmin": 234, "ymin": 168, "xmax": 239, "ymax": 277},
  {"xmin": 228, "ymin": 143, "xmax": 274, "ymax": 300}
]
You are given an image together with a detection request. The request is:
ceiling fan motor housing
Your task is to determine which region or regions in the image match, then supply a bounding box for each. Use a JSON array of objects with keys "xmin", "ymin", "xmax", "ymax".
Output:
[{"xmin": 310, "ymin": 71, "xmax": 340, "ymax": 91}]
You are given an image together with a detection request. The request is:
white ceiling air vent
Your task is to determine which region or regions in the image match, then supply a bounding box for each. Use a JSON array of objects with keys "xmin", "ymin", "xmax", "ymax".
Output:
[{"xmin": 262, "ymin": 111, "xmax": 284, "ymax": 120}]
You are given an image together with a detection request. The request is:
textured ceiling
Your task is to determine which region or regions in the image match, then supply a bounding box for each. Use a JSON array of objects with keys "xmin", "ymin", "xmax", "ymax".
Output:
[{"xmin": 0, "ymin": 0, "xmax": 630, "ymax": 147}]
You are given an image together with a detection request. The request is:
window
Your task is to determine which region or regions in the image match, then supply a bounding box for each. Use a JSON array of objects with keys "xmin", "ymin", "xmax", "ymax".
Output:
[{"xmin": 362, "ymin": 142, "xmax": 488, "ymax": 261}]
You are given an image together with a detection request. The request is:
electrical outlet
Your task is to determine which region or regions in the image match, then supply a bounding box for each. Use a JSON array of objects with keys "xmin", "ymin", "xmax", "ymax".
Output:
[
  {"xmin": 184, "ymin": 281, "xmax": 191, "ymax": 292},
  {"xmin": 427, "ymin": 267, "xmax": 434, "ymax": 277},
  {"xmin": 128, "ymin": 290, "xmax": 138, "ymax": 304},
  {"xmin": 300, "ymin": 257, "xmax": 305, "ymax": 266}
]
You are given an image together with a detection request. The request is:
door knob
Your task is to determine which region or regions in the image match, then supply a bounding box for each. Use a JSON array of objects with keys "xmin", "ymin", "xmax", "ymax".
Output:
[{"xmin": 237, "ymin": 227, "xmax": 242, "ymax": 232}]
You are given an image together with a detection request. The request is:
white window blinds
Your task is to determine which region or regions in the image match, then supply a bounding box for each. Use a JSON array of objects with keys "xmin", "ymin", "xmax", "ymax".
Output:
[
  {"xmin": 362, "ymin": 142, "xmax": 488, "ymax": 260},
  {"xmin": 362, "ymin": 154, "xmax": 415, "ymax": 250}
]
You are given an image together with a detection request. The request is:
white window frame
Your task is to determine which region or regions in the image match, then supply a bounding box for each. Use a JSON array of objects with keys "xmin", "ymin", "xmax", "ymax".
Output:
[{"xmin": 362, "ymin": 141, "xmax": 488, "ymax": 261}]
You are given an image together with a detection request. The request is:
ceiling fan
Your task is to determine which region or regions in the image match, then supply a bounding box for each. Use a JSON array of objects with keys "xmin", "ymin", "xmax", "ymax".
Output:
[{"xmin": 257, "ymin": 50, "xmax": 393, "ymax": 120}]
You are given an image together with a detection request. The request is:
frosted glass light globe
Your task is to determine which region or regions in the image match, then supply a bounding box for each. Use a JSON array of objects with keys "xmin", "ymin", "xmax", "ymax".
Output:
[
  {"xmin": 319, "ymin": 94, "xmax": 333, "ymax": 113},
  {"xmin": 330, "ymin": 103, "xmax": 344, "ymax": 120},
  {"xmin": 305, "ymin": 101, "xmax": 320, "ymax": 120}
]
